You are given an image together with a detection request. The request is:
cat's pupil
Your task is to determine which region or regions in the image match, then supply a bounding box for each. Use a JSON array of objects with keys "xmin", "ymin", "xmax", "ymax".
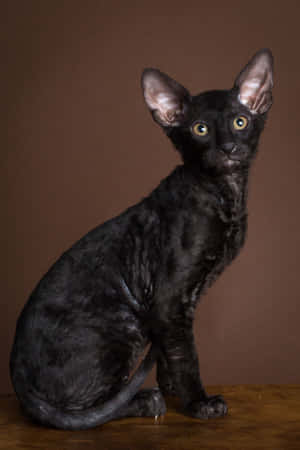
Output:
[
  {"xmin": 237, "ymin": 118, "xmax": 244, "ymax": 127},
  {"xmin": 198, "ymin": 125, "xmax": 205, "ymax": 133}
]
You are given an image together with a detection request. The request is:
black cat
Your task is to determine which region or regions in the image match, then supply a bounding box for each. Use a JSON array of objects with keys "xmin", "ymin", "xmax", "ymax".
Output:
[{"xmin": 10, "ymin": 49, "xmax": 273, "ymax": 430}]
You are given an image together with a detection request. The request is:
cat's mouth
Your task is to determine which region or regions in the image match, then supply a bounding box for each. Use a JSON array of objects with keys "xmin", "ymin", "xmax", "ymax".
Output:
[
  {"xmin": 224, "ymin": 158, "xmax": 240, "ymax": 169},
  {"xmin": 220, "ymin": 148, "xmax": 241, "ymax": 167},
  {"xmin": 227, "ymin": 154, "xmax": 241, "ymax": 162}
]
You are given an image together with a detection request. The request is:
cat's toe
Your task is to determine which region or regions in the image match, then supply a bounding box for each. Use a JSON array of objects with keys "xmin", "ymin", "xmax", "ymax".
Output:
[
  {"xmin": 138, "ymin": 387, "xmax": 167, "ymax": 417},
  {"xmin": 185, "ymin": 395, "xmax": 228, "ymax": 419}
]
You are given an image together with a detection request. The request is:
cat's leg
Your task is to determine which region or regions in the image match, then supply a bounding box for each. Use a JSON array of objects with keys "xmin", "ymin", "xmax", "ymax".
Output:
[
  {"xmin": 156, "ymin": 353, "xmax": 177, "ymax": 396},
  {"xmin": 156, "ymin": 322, "xmax": 227, "ymax": 419},
  {"xmin": 116, "ymin": 388, "xmax": 166, "ymax": 419}
]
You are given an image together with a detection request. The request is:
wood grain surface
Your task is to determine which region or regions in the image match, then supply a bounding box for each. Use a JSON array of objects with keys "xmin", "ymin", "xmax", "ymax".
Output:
[{"xmin": 1, "ymin": 385, "xmax": 300, "ymax": 449}]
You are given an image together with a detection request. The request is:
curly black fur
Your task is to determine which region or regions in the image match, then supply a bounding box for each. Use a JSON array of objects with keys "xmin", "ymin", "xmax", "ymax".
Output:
[{"xmin": 10, "ymin": 49, "xmax": 273, "ymax": 430}]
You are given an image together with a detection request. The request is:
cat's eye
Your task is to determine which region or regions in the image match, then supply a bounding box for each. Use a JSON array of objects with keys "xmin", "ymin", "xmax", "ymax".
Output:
[
  {"xmin": 233, "ymin": 116, "xmax": 248, "ymax": 130},
  {"xmin": 192, "ymin": 123, "xmax": 208, "ymax": 136}
]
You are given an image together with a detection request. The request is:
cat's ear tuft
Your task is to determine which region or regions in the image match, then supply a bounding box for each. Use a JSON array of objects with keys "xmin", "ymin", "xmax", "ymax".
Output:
[
  {"xmin": 234, "ymin": 49, "xmax": 274, "ymax": 114},
  {"xmin": 141, "ymin": 68, "xmax": 190, "ymax": 126}
]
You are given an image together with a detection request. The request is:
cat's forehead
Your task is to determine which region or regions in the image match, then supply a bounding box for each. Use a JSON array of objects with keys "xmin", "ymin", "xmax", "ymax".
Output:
[{"xmin": 191, "ymin": 90, "xmax": 234, "ymax": 118}]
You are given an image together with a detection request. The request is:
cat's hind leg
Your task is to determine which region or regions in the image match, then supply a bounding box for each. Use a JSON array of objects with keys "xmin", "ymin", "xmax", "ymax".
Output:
[{"xmin": 117, "ymin": 388, "xmax": 166, "ymax": 419}]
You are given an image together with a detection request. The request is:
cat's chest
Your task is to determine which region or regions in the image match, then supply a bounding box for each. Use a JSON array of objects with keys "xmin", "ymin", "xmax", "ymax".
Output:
[
  {"xmin": 186, "ymin": 186, "xmax": 248, "ymax": 298},
  {"xmin": 219, "ymin": 212, "xmax": 247, "ymax": 261},
  {"xmin": 186, "ymin": 212, "xmax": 247, "ymax": 305},
  {"xmin": 215, "ymin": 174, "xmax": 247, "ymax": 258}
]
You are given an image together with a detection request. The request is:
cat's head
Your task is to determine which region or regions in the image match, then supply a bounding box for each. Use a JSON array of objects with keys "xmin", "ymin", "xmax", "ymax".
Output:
[{"xmin": 142, "ymin": 49, "xmax": 273, "ymax": 176}]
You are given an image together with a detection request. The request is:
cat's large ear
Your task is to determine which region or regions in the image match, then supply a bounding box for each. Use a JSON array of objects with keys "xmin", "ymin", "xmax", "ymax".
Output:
[
  {"xmin": 234, "ymin": 49, "xmax": 274, "ymax": 114},
  {"xmin": 141, "ymin": 69, "xmax": 191, "ymax": 126}
]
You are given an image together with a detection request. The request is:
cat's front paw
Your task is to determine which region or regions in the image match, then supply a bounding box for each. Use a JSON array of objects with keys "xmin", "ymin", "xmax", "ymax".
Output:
[{"xmin": 185, "ymin": 395, "xmax": 228, "ymax": 419}]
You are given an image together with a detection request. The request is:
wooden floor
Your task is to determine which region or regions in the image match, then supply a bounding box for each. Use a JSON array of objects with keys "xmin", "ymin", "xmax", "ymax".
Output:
[{"xmin": 1, "ymin": 385, "xmax": 300, "ymax": 449}]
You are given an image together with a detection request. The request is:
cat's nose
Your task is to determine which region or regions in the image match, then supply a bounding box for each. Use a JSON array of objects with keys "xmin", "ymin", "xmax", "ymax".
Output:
[{"xmin": 221, "ymin": 142, "xmax": 236, "ymax": 153}]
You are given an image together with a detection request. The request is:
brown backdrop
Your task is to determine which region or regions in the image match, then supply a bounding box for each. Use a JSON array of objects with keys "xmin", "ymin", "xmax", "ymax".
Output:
[{"xmin": 2, "ymin": 1, "xmax": 300, "ymax": 395}]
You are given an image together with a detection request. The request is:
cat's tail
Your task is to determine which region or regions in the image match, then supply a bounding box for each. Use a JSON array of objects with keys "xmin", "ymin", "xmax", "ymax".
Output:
[{"xmin": 16, "ymin": 344, "xmax": 158, "ymax": 431}]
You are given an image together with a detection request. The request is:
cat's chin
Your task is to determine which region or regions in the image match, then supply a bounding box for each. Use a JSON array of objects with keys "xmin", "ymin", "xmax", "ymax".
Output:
[
  {"xmin": 226, "ymin": 158, "xmax": 240, "ymax": 167},
  {"xmin": 220, "ymin": 156, "xmax": 242, "ymax": 173}
]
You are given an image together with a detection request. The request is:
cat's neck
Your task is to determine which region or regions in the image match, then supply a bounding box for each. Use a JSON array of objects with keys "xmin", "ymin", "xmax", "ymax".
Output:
[
  {"xmin": 219, "ymin": 171, "xmax": 248, "ymax": 219},
  {"xmin": 186, "ymin": 165, "xmax": 249, "ymax": 220},
  {"xmin": 220, "ymin": 171, "xmax": 248, "ymax": 204}
]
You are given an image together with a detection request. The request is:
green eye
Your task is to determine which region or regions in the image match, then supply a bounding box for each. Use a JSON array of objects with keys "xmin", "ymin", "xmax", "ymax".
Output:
[
  {"xmin": 233, "ymin": 116, "xmax": 248, "ymax": 130},
  {"xmin": 193, "ymin": 122, "xmax": 208, "ymax": 136}
]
